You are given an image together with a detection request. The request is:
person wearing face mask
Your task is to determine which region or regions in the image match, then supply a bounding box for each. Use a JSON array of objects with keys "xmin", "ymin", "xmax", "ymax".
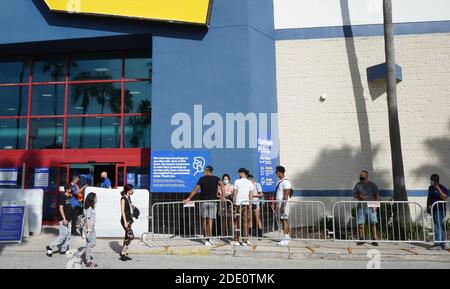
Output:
[
  {"xmin": 100, "ymin": 171, "xmax": 112, "ymax": 189},
  {"xmin": 217, "ymin": 174, "xmax": 234, "ymax": 238},
  {"xmin": 353, "ymin": 170, "xmax": 381, "ymax": 246},
  {"xmin": 427, "ymin": 174, "xmax": 448, "ymax": 250}
]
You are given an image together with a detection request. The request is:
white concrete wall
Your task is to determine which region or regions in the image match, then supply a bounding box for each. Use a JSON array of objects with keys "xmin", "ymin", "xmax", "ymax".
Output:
[
  {"xmin": 274, "ymin": 0, "xmax": 450, "ymax": 29},
  {"xmin": 276, "ymin": 33, "xmax": 450, "ymax": 192}
]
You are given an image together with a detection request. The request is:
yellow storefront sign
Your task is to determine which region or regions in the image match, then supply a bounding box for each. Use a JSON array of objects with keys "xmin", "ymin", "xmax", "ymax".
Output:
[{"xmin": 44, "ymin": 0, "xmax": 212, "ymax": 25}]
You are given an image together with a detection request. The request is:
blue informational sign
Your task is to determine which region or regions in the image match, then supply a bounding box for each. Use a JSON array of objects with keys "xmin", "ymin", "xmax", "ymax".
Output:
[
  {"xmin": 34, "ymin": 168, "xmax": 49, "ymax": 189},
  {"xmin": 257, "ymin": 137, "xmax": 277, "ymax": 193},
  {"xmin": 0, "ymin": 206, "xmax": 26, "ymax": 243},
  {"xmin": 0, "ymin": 168, "xmax": 18, "ymax": 186},
  {"xmin": 150, "ymin": 150, "xmax": 210, "ymax": 193}
]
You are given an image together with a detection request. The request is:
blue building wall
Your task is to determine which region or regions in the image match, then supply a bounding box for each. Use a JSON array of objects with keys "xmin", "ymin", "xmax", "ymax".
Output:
[{"xmin": 0, "ymin": 0, "xmax": 278, "ymax": 190}]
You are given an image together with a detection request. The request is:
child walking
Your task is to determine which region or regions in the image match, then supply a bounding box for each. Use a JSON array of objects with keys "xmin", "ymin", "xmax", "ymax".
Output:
[{"xmin": 81, "ymin": 192, "xmax": 98, "ymax": 268}]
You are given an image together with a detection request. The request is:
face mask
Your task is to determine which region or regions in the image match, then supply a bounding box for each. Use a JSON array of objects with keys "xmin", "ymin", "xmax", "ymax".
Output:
[
  {"xmin": 430, "ymin": 180, "xmax": 435, "ymax": 186},
  {"xmin": 223, "ymin": 180, "xmax": 229, "ymax": 185},
  {"xmin": 360, "ymin": 176, "xmax": 365, "ymax": 182}
]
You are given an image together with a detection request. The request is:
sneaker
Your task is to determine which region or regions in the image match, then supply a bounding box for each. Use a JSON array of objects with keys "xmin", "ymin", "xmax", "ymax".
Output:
[
  {"xmin": 277, "ymin": 240, "xmax": 290, "ymax": 246},
  {"xmin": 86, "ymin": 262, "xmax": 98, "ymax": 268},
  {"xmin": 231, "ymin": 241, "xmax": 241, "ymax": 246},
  {"xmin": 372, "ymin": 242, "xmax": 379, "ymax": 247},
  {"xmin": 241, "ymin": 241, "xmax": 248, "ymax": 246},
  {"xmin": 204, "ymin": 241, "xmax": 212, "ymax": 246},
  {"xmin": 245, "ymin": 240, "xmax": 252, "ymax": 246},
  {"xmin": 46, "ymin": 246, "xmax": 53, "ymax": 257},
  {"xmin": 119, "ymin": 253, "xmax": 131, "ymax": 261},
  {"xmin": 71, "ymin": 231, "xmax": 81, "ymax": 237}
]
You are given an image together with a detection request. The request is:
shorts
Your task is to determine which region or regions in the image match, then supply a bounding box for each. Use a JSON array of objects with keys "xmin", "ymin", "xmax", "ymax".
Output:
[
  {"xmin": 200, "ymin": 202, "xmax": 217, "ymax": 219},
  {"xmin": 251, "ymin": 200, "xmax": 261, "ymax": 209},
  {"xmin": 356, "ymin": 208, "xmax": 378, "ymax": 225},
  {"xmin": 276, "ymin": 202, "xmax": 290, "ymax": 220}
]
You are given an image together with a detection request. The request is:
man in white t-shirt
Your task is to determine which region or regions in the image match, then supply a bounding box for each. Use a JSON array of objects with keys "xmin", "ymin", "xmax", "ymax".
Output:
[
  {"xmin": 232, "ymin": 168, "xmax": 254, "ymax": 246},
  {"xmin": 275, "ymin": 165, "xmax": 293, "ymax": 246}
]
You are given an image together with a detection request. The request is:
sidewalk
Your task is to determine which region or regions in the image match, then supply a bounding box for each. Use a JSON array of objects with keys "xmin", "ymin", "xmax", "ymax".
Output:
[{"xmin": 1, "ymin": 228, "xmax": 449, "ymax": 264}]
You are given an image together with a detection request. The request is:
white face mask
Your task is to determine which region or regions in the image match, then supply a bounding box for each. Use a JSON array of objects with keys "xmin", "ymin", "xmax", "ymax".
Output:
[
  {"xmin": 430, "ymin": 180, "xmax": 435, "ymax": 186},
  {"xmin": 223, "ymin": 179, "xmax": 229, "ymax": 185}
]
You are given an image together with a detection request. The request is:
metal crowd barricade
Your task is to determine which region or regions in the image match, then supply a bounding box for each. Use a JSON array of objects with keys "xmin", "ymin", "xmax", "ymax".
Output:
[
  {"xmin": 332, "ymin": 201, "xmax": 426, "ymax": 243},
  {"xmin": 238, "ymin": 200, "xmax": 327, "ymax": 244},
  {"xmin": 143, "ymin": 199, "xmax": 234, "ymax": 247},
  {"xmin": 430, "ymin": 201, "xmax": 449, "ymax": 245}
]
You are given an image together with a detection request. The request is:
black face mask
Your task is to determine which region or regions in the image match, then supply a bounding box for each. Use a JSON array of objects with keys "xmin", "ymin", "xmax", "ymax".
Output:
[
  {"xmin": 360, "ymin": 176, "xmax": 365, "ymax": 182},
  {"xmin": 101, "ymin": 177, "xmax": 105, "ymax": 181}
]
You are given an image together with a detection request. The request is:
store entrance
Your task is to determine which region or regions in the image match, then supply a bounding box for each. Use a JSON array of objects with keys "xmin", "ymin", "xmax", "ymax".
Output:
[{"xmin": 68, "ymin": 163, "xmax": 116, "ymax": 188}]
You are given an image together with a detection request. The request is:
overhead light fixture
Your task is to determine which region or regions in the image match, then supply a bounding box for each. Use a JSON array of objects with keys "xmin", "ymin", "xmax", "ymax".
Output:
[
  {"xmin": 112, "ymin": 122, "xmax": 120, "ymax": 126},
  {"xmin": 130, "ymin": 91, "xmax": 141, "ymax": 95},
  {"xmin": 95, "ymin": 68, "xmax": 109, "ymax": 72},
  {"xmin": 42, "ymin": 94, "xmax": 53, "ymax": 98},
  {"xmin": 1, "ymin": 125, "xmax": 8, "ymax": 128},
  {"xmin": 75, "ymin": 106, "xmax": 84, "ymax": 110},
  {"xmin": 7, "ymin": 108, "xmax": 16, "ymax": 111}
]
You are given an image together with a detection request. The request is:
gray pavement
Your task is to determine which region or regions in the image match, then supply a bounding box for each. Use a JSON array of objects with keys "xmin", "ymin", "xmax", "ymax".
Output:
[{"xmin": 0, "ymin": 228, "xmax": 449, "ymax": 269}]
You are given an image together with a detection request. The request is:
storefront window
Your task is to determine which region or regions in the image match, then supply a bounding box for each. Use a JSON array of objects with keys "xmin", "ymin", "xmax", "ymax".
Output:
[
  {"xmin": 68, "ymin": 82, "xmax": 122, "ymax": 115},
  {"xmin": 0, "ymin": 57, "xmax": 30, "ymax": 83},
  {"xmin": 0, "ymin": 86, "xmax": 29, "ymax": 116},
  {"xmin": 125, "ymin": 50, "xmax": 152, "ymax": 79},
  {"xmin": 29, "ymin": 118, "xmax": 63, "ymax": 149},
  {"xmin": 124, "ymin": 116, "xmax": 151, "ymax": 148},
  {"xmin": 124, "ymin": 81, "xmax": 151, "ymax": 114},
  {"xmin": 0, "ymin": 119, "xmax": 26, "ymax": 150},
  {"xmin": 31, "ymin": 85, "xmax": 65, "ymax": 116},
  {"xmin": 32, "ymin": 55, "xmax": 66, "ymax": 83},
  {"xmin": 69, "ymin": 51, "xmax": 122, "ymax": 81},
  {"xmin": 66, "ymin": 117, "xmax": 121, "ymax": 149}
]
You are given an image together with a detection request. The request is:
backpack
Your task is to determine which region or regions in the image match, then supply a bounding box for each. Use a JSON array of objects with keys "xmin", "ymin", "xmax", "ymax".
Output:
[{"xmin": 275, "ymin": 179, "xmax": 294, "ymax": 198}]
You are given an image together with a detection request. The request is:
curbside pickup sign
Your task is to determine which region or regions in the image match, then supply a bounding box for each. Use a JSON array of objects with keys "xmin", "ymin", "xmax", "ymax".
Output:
[{"xmin": 44, "ymin": 0, "xmax": 213, "ymax": 26}]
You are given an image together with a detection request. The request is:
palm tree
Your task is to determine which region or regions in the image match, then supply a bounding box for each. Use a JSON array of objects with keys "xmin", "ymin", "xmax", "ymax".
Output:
[
  {"xmin": 383, "ymin": 0, "xmax": 410, "ymax": 238},
  {"xmin": 41, "ymin": 57, "xmax": 65, "ymax": 147}
]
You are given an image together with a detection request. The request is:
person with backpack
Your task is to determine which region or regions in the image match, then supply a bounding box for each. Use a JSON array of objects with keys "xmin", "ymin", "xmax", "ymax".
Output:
[
  {"xmin": 70, "ymin": 175, "xmax": 88, "ymax": 236},
  {"xmin": 80, "ymin": 192, "xmax": 98, "ymax": 267},
  {"xmin": 46, "ymin": 183, "xmax": 74, "ymax": 257},
  {"xmin": 275, "ymin": 166, "xmax": 293, "ymax": 246}
]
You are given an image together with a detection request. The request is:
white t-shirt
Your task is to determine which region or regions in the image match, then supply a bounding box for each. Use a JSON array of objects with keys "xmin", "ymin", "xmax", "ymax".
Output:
[
  {"xmin": 252, "ymin": 182, "xmax": 263, "ymax": 200},
  {"xmin": 276, "ymin": 177, "xmax": 292, "ymax": 201},
  {"xmin": 234, "ymin": 178, "xmax": 254, "ymax": 205}
]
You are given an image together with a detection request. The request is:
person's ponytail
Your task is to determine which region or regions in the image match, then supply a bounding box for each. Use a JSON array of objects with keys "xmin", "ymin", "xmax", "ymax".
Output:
[{"xmin": 121, "ymin": 184, "xmax": 134, "ymax": 196}]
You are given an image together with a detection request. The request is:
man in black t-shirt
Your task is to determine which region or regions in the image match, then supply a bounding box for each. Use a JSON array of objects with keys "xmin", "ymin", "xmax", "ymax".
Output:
[
  {"xmin": 46, "ymin": 184, "xmax": 74, "ymax": 257},
  {"xmin": 183, "ymin": 166, "xmax": 226, "ymax": 246}
]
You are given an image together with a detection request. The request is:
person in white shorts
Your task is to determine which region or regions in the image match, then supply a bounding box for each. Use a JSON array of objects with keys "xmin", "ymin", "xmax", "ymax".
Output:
[
  {"xmin": 275, "ymin": 165, "xmax": 293, "ymax": 246},
  {"xmin": 232, "ymin": 168, "xmax": 254, "ymax": 246}
]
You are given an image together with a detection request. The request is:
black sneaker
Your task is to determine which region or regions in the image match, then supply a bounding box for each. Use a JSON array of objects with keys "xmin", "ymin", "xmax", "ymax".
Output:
[
  {"xmin": 71, "ymin": 231, "xmax": 81, "ymax": 236},
  {"xmin": 372, "ymin": 242, "xmax": 379, "ymax": 247},
  {"xmin": 119, "ymin": 253, "xmax": 130, "ymax": 261},
  {"xmin": 357, "ymin": 241, "xmax": 365, "ymax": 246},
  {"xmin": 46, "ymin": 246, "xmax": 53, "ymax": 257}
]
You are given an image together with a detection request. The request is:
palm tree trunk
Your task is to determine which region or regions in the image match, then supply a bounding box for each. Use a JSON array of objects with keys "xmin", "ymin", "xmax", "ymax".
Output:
[{"xmin": 383, "ymin": 0, "xmax": 411, "ymax": 239}]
